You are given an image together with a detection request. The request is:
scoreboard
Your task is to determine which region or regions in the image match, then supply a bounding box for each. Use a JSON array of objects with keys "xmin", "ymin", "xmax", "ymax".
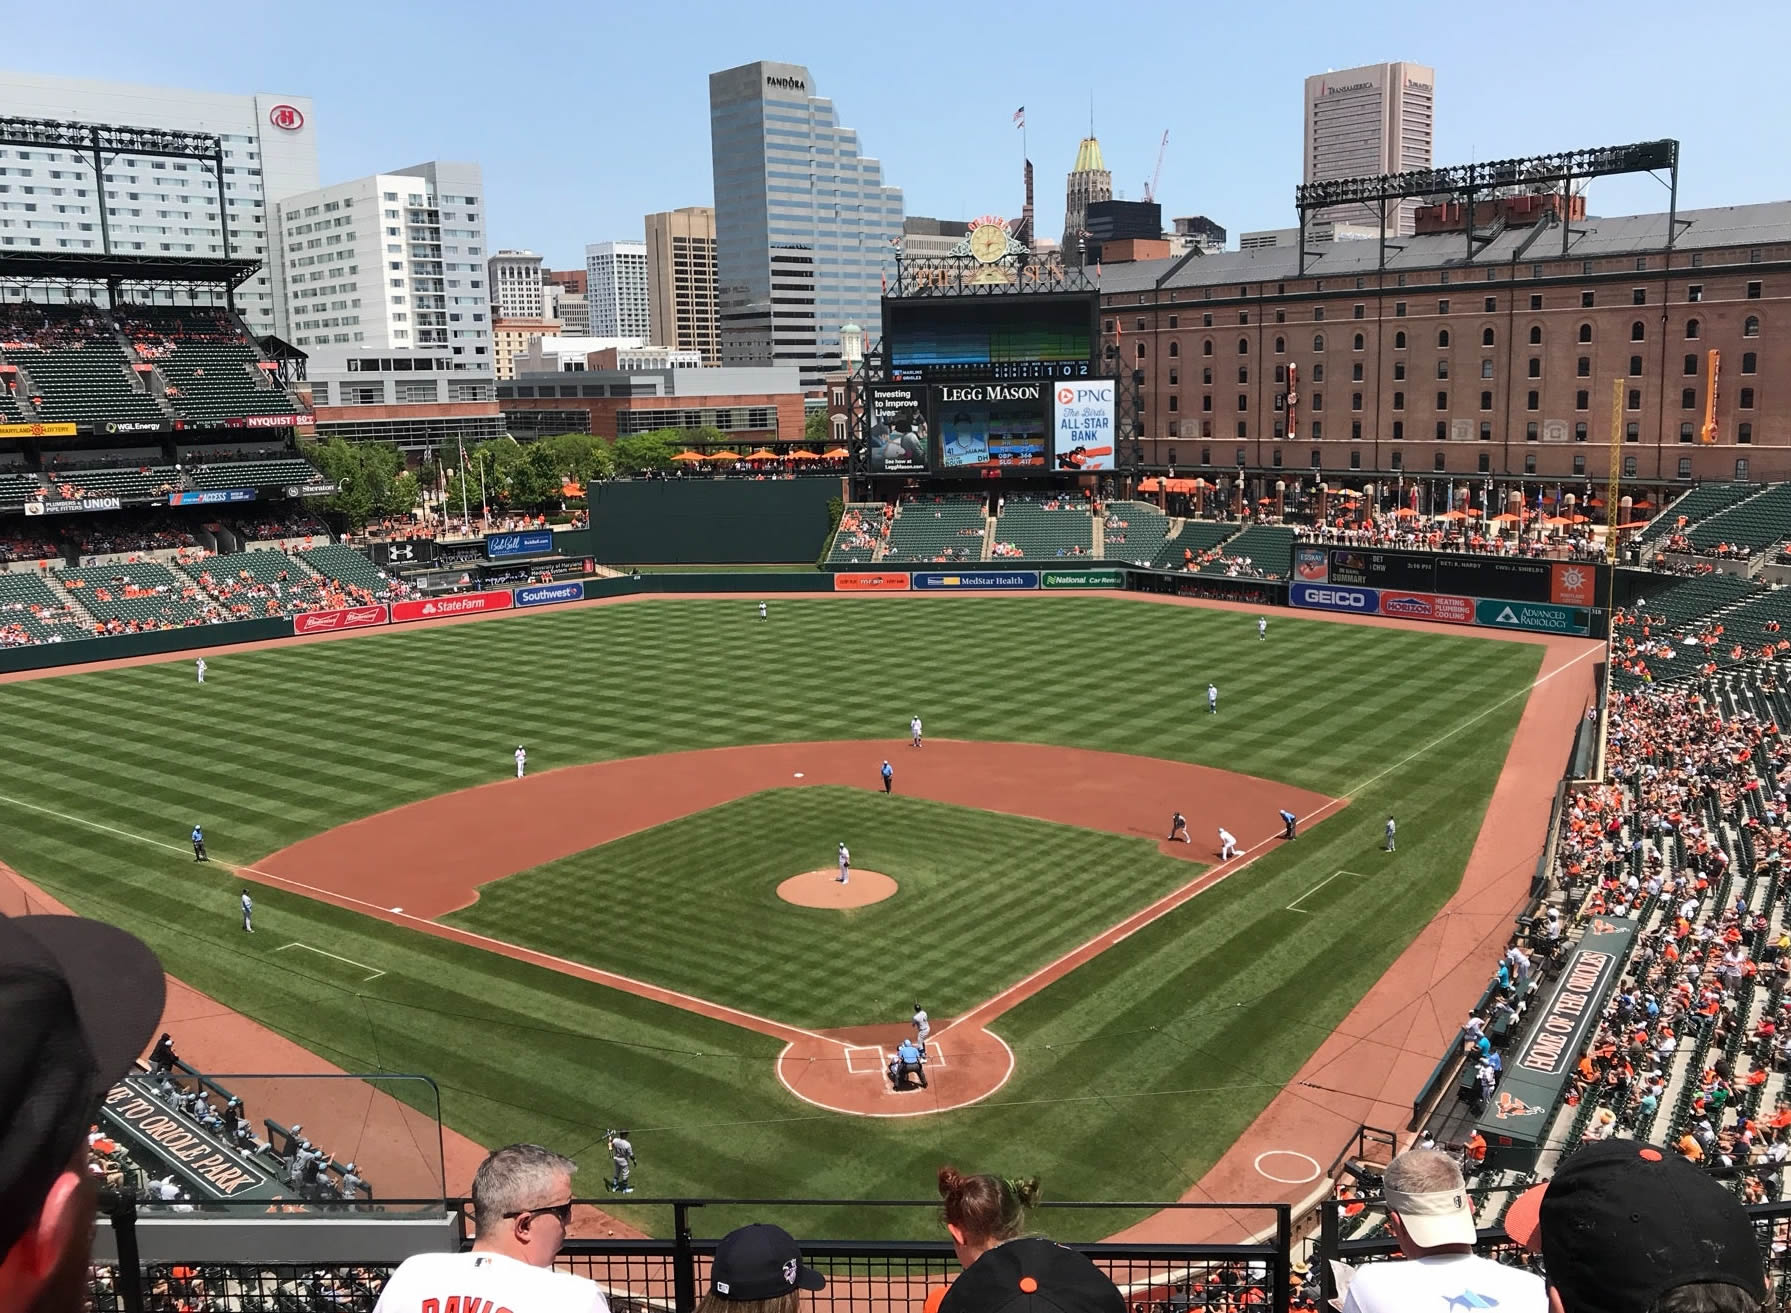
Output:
[
  {"xmin": 882, "ymin": 294, "xmax": 1098, "ymax": 383},
  {"xmin": 1311, "ymin": 548, "xmax": 1605, "ymax": 608}
]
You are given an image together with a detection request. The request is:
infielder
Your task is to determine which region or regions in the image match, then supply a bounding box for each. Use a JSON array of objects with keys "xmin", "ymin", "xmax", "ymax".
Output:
[
  {"xmin": 758, "ymin": 601, "xmax": 768, "ymax": 621},
  {"xmin": 240, "ymin": 888, "xmax": 254, "ymax": 933},
  {"xmin": 1218, "ymin": 827, "xmax": 1238, "ymax": 860},
  {"xmin": 1257, "ymin": 616, "xmax": 1267, "ymax": 641},
  {"xmin": 196, "ymin": 657, "xmax": 207, "ymax": 684},
  {"xmin": 607, "ymin": 1130, "xmax": 635, "ymax": 1193},
  {"xmin": 191, "ymin": 824, "xmax": 208, "ymax": 862},
  {"xmin": 1167, "ymin": 811, "xmax": 1191, "ymax": 843},
  {"xmin": 837, "ymin": 841, "xmax": 850, "ymax": 884},
  {"xmin": 912, "ymin": 1003, "xmax": 930, "ymax": 1047},
  {"xmin": 1384, "ymin": 815, "xmax": 1397, "ymax": 852},
  {"xmin": 514, "ymin": 745, "xmax": 526, "ymax": 779},
  {"xmin": 1207, "ymin": 682, "xmax": 1218, "ymax": 714},
  {"xmin": 910, "ymin": 714, "xmax": 923, "ymax": 748},
  {"xmin": 880, "ymin": 760, "xmax": 893, "ymax": 793}
]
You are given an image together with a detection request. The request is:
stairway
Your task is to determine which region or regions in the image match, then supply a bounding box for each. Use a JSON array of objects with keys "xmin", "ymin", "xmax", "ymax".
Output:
[{"xmin": 42, "ymin": 574, "xmax": 97, "ymax": 629}]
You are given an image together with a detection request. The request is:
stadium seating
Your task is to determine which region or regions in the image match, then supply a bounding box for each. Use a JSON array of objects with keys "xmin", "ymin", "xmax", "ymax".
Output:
[
  {"xmin": 990, "ymin": 496, "xmax": 1095, "ymax": 559},
  {"xmin": 0, "ymin": 573, "xmax": 86, "ymax": 647},
  {"xmin": 1157, "ymin": 520, "xmax": 1239, "ymax": 570},
  {"xmin": 187, "ymin": 551, "xmax": 337, "ymax": 620},
  {"xmin": 0, "ymin": 469, "xmax": 43, "ymax": 508},
  {"xmin": 825, "ymin": 503, "xmax": 890, "ymax": 565},
  {"xmin": 1683, "ymin": 484, "xmax": 1791, "ymax": 554},
  {"xmin": 43, "ymin": 466, "xmax": 183, "ymax": 502},
  {"xmin": 1100, "ymin": 501, "xmax": 1172, "ymax": 566},
  {"xmin": 116, "ymin": 305, "xmax": 301, "ymax": 423},
  {"xmin": 189, "ymin": 458, "xmax": 326, "ymax": 492},
  {"xmin": 0, "ymin": 305, "xmax": 168, "ymax": 426},
  {"xmin": 0, "ymin": 383, "xmax": 24, "ymax": 422},
  {"xmin": 1197, "ymin": 525, "xmax": 1295, "ymax": 580},
  {"xmin": 54, "ymin": 562, "xmax": 213, "ymax": 631},
  {"xmin": 1640, "ymin": 483, "xmax": 1756, "ymax": 544},
  {"xmin": 883, "ymin": 496, "xmax": 989, "ymax": 564},
  {"xmin": 299, "ymin": 543, "xmax": 416, "ymax": 601}
]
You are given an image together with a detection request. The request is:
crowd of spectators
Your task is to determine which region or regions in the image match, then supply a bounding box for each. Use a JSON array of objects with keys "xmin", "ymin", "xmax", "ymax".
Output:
[
  {"xmin": 66, "ymin": 517, "xmax": 201, "ymax": 559},
  {"xmin": 233, "ymin": 507, "xmax": 330, "ymax": 543},
  {"xmin": 1660, "ymin": 530, "xmax": 1759, "ymax": 562},
  {"xmin": 115, "ymin": 307, "xmax": 247, "ymax": 357},
  {"xmin": 1295, "ymin": 513, "xmax": 1603, "ymax": 559},
  {"xmin": 1611, "ymin": 600, "xmax": 1791, "ymax": 685},
  {"xmin": 0, "ymin": 528, "xmax": 63, "ymax": 564},
  {"xmin": 832, "ymin": 506, "xmax": 889, "ymax": 556},
  {"xmin": 0, "ymin": 301, "xmax": 111, "ymax": 350}
]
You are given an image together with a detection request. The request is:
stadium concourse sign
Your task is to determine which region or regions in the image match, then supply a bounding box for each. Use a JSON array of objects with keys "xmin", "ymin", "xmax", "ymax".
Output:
[
  {"xmin": 1041, "ymin": 569, "xmax": 1124, "ymax": 589},
  {"xmin": 390, "ymin": 590, "xmax": 513, "ymax": 623},
  {"xmin": 170, "ymin": 489, "xmax": 256, "ymax": 506},
  {"xmin": 1476, "ymin": 915, "xmax": 1638, "ymax": 1169},
  {"xmin": 911, "ymin": 570, "xmax": 1040, "ymax": 590}
]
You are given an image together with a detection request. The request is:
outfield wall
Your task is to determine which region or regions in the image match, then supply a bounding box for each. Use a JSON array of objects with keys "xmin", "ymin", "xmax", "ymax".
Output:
[{"xmin": 587, "ymin": 480, "xmax": 838, "ymax": 564}]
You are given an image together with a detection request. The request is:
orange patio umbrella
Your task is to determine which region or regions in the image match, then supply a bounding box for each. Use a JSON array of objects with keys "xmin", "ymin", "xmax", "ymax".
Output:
[
  {"xmin": 671, "ymin": 451, "xmax": 706, "ymax": 462},
  {"xmin": 745, "ymin": 449, "xmax": 779, "ymax": 461},
  {"xmin": 1490, "ymin": 512, "xmax": 1523, "ymax": 524},
  {"xmin": 822, "ymin": 447, "xmax": 849, "ymax": 459},
  {"xmin": 1438, "ymin": 509, "xmax": 1468, "ymax": 520},
  {"xmin": 785, "ymin": 449, "xmax": 821, "ymax": 460},
  {"xmin": 1392, "ymin": 506, "xmax": 1420, "ymax": 518},
  {"xmin": 708, "ymin": 450, "xmax": 742, "ymax": 461}
]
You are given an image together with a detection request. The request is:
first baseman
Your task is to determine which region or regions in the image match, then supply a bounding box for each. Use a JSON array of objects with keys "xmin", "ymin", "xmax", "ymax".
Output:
[{"xmin": 1218, "ymin": 827, "xmax": 1238, "ymax": 860}]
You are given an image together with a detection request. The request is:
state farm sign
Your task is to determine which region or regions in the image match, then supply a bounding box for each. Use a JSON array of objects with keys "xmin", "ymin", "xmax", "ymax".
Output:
[
  {"xmin": 293, "ymin": 604, "xmax": 386, "ymax": 635},
  {"xmin": 390, "ymin": 590, "xmax": 512, "ymax": 623}
]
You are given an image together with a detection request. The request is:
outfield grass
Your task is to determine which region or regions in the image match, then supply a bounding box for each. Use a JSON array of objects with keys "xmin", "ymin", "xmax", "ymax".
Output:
[
  {"xmin": 446, "ymin": 788, "xmax": 1210, "ymax": 1027},
  {"xmin": 0, "ymin": 596, "xmax": 1546, "ymax": 1231}
]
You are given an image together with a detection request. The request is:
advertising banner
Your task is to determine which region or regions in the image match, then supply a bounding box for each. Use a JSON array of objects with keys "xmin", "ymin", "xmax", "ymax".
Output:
[
  {"xmin": 485, "ymin": 529, "xmax": 555, "ymax": 559},
  {"xmin": 1051, "ymin": 380, "xmax": 1116, "ymax": 471},
  {"xmin": 1289, "ymin": 582, "xmax": 1379, "ymax": 613},
  {"xmin": 911, "ymin": 570, "xmax": 1039, "ymax": 590},
  {"xmin": 1550, "ymin": 562, "xmax": 1598, "ymax": 607},
  {"xmin": 833, "ymin": 572, "xmax": 911, "ymax": 592},
  {"xmin": 1376, "ymin": 591, "xmax": 1475, "ymax": 625},
  {"xmin": 1476, "ymin": 916, "xmax": 1637, "ymax": 1150},
  {"xmin": 1293, "ymin": 547, "xmax": 1329, "ymax": 583},
  {"xmin": 390, "ymin": 590, "xmax": 513, "ymax": 622},
  {"xmin": 936, "ymin": 381, "xmax": 1047, "ymax": 471},
  {"xmin": 1041, "ymin": 569, "xmax": 1124, "ymax": 589},
  {"xmin": 866, "ymin": 385, "xmax": 930, "ymax": 474},
  {"xmin": 169, "ymin": 489, "xmax": 256, "ymax": 506},
  {"xmin": 99, "ymin": 420, "xmax": 170, "ymax": 436},
  {"xmin": 102, "ymin": 1081, "xmax": 281, "ymax": 1200},
  {"xmin": 293, "ymin": 604, "xmax": 387, "ymax": 635},
  {"xmin": 25, "ymin": 496, "xmax": 122, "ymax": 516},
  {"xmin": 1474, "ymin": 599, "xmax": 1590, "ymax": 635},
  {"xmin": 368, "ymin": 539, "xmax": 437, "ymax": 569},
  {"xmin": 514, "ymin": 580, "xmax": 586, "ymax": 608},
  {"xmin": 226, "ymin": 414, "xmax": 308, "ymax": 428},
  {"xmin": 0, "ymin": 422, "xmax": 77, "ymax": 438}
]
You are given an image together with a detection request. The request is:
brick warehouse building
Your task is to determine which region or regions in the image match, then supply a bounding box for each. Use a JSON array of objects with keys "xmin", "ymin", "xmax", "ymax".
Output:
[
  {"xmin": 497, "ymin": 365, "xmax": 804, "ymax": 444},
  {"xmin": 1092, "ymin": 200, "xmax": 1788, "ymax": 495}
]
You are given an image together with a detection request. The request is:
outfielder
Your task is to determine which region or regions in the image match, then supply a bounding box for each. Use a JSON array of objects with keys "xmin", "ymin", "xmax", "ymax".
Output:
[
  {"xmin": 1218, "ymin": 827, "xmax": 1238, "ymax": 861},
  {"xmin": 191, "ymin": 824, "xmax": 208, "ymax": 862},
  {"xmin": 1384, "ymin": 815, "xmax": 1397, "ymax": 852},
  {"xmin": 196, "ymin": 657, "xmax": 207, "ymax": 684},
  {"xmin": 1207, "ymin": 682, "xmax": 1218, "ymax": 714},
  {"xmin": 514, "ymin": 745, "xmax": 527, "ymax": 779},
  {"xmin": 1167, "ymin": 811, "xmax": 1190, "ymax": 843},
  {"xmin": 606, "ymin": 1130, "xmax": 635, "ymax": 1193},
  {"xmin": 837, "ymin": 841, "xmax": 850, "ymax": 884},
  {"xmin": 758, "ymin": 601, "xmax": 768, "ymax": 621},
  {"xmin": 1257, "ymin": 616, "xmax": 1267, "ymax": 641},
  {"xmin": 240, "ymin": 888, "xmax": 254, "ymax": 933},
  {"xmin": 910, "ymin": 714, "xmax": 923, "ymax": 748}
]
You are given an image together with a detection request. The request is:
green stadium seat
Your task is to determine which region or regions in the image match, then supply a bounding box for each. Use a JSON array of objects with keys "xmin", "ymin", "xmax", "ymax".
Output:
[
  {"xmin": 883, "ymin": 496, "xmax": 988, "ymax": 564},
  {"xmin": 990, "ymin": 496, "xmax": 1094, "ymax": 559}
]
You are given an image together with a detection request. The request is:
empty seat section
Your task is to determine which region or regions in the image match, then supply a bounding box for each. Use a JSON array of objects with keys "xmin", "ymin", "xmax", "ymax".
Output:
[
  {"xmin": 0, "ymin": 304, "xmax": 167, "ymax": 424},
  {"xmin": 991, "ymin": 498, "xmax": 1094, "ymax": 559},
  {"xmin": 115, "ymin": 306, "xmax": 302, "ymax": 422},
  {"xmin": 1157, "ymin": 520, "xmax": 1239, "ymax": 570},
  {"xmin": 189, "ymin": 458, "xmax": 325, "ymax": 491},
  {"xmin": 1197, "ymin": 525, "xmax": 1295, "ymax": 579},
  {"xmin": 1683, "ymin": 484, "xmax": 1791, "ymax": 553},
  {"xmin": 1639, "ymin": 483, "xmax": 1754, "ymax": 543},
  {"xmin": 1101, "ymin": 501, "xmax": 1171, "ymax": 565},
  {"xmin": 298, "ymin": 543, "xmax": 415, "ymax": 601},
  {"xmin": 883, "ymin": 497, "xmax": 987, "ymax": 564},
  {"xmin": 43, "ymin": 466, "xmax": 182, "ymax": 502}
]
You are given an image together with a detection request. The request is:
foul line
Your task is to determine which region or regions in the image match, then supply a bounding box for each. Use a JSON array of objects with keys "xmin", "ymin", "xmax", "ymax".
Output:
[
  {"xmin": 274, "ymin": 941, "xmax": 385, "ymax": 981},
  {"xmin": 1286, "ymin": 870, "xmax": 1370, "ymax": 915},
  {"xmin": 936, "ymin": 640, "xmax": 1602, "ymax": 1041}
]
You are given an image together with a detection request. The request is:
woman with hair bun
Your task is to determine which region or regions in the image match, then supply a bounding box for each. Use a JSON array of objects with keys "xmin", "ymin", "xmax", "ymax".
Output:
[
  {"xmin": 931, "ymin": 1166, "xmax": 1124, "ymax": 1313},
  {"xmin": 937, "ymin": 1165, "xmax": 1041, "ymax": 1269}
]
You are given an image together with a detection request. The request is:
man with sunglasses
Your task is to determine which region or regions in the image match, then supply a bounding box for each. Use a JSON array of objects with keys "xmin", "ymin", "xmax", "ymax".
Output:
[{"xmin": 374, "ymin": 1144, "xmax": 609, "ymax": 1313}]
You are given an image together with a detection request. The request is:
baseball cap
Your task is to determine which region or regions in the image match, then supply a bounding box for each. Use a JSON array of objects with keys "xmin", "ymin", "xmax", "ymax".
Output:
[
  {"xmin": 1502, "ymin": 1139, "xmax": 1765, "ymax": 1313},
  {"xmin": 1383, "ymin": 1174, "xmax": 1478, "ymax": 1250},
  {"xmin": 938, "ymin": 1238, "xmax": 1125, "ymax": 1313},
  {"xmin": 709, "ymin": 1223, "xmax": 825, "ymax": 1301},
  {"xmin": 1, "ymin": 915, "xmax": 165, "ymax": 1259}
]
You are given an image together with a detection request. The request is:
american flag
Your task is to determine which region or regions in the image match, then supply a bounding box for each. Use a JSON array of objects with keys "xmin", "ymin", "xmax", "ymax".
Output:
[{"xmin": 1013, "ymin": 107, "xmax": 1025, "ymax": 128}]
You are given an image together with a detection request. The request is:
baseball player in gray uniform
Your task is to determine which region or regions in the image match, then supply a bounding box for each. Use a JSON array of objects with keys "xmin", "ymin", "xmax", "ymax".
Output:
[
  {"xmin": 837, "ymin": 842, "xmax": 850, "ymax": 884},
  {"xmin": 607, "ymin": 1130, "xmax": 635, "ymax": 1193}
]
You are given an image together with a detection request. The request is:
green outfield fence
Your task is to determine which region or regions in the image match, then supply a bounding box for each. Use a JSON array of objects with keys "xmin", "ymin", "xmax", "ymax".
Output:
[{"xmin": 90, "ymin": 1196, "xmax": 1294, "ymax": 1313}]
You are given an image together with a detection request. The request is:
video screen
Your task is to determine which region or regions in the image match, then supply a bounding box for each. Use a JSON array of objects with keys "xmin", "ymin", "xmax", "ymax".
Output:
[
  {"xmin": 936, "ymin": 383, "xmax": 1047, "ymax": 471},
  {"xmin": 884, "ymin": 295, "xmax": 1096, "ymax": 382},
  {"xmin": 865, "ymin": 385, "xmax": 929, "ymax": 474},
  {"xmin": 1052, "ymin": 380, "xmax": 1117, "ymax": 472}
]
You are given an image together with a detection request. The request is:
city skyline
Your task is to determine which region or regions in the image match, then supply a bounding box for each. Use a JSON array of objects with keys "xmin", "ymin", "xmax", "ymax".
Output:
[{"xmin": 7, "ymin": 0, "xmax": 1790, "ymax": 273}]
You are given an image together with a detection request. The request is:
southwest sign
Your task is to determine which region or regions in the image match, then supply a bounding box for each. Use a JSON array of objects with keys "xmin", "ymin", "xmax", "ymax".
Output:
[
  {"xmin": 514, "ymin": 580, "xmax": 585, "ymax": 608},
  {"xmin": 1474, "ymin": 599, "xmax": 1590, "ymax": 635}
]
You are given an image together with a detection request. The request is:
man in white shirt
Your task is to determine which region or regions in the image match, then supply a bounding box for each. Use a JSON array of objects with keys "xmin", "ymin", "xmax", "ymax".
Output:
[
  {"xmin": 515, "ymin": 746, "xmax": 527, "ymax": 780},
  {"xmin": 1338, "ymin": 1149, "xmax": 1544, "ymax": 1313},
  {"xmin": 373, "ymin": 1143, "xmax": 607, "ymax": 1313}
]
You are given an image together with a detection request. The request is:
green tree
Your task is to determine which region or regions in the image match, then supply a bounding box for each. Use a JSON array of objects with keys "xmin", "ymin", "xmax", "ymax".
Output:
[
  {"xmin": 805, "ymin": 408, "xmax": 830, "ymax": 445},
  {"xmin": 611, "ymin": 430, "xmax": 679, "ymax": 473},
  {"xmin": 301, "ymin": 438, "xmax": 417, "ymax": 528}
]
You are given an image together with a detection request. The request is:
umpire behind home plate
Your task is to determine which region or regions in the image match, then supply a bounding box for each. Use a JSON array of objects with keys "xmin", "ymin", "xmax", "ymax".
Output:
[{"xmin": 0, "ymin": 913, "xmax": 167, "ymax": 1313}]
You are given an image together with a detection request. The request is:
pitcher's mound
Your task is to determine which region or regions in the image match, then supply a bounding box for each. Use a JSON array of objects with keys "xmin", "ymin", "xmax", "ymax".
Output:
[{"xmin": 778, "ymin": 869, "xmax": 897, "ymax": 908}]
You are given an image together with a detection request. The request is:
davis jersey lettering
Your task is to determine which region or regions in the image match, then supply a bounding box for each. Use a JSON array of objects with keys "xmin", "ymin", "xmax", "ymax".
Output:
[{"xmin": 373, "ymin": 1251, "xmax": 610, "ymax": 1313}]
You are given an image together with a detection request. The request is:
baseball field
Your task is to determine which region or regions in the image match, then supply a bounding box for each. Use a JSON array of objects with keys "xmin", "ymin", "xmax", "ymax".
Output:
[{"xmin": 0, "ymin": 593, "xmax": 1551, "ymax": 1236}]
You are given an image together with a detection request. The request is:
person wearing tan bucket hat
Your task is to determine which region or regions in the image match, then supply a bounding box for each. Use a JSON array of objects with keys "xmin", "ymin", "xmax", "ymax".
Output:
[{"xmin": 1338, "ymin": 1149, "xmax": 1544, "ymax": 1313}]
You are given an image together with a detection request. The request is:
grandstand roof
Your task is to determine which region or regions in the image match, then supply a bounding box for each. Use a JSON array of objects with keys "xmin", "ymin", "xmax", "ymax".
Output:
[
  {"xmin": 0, "ymin": 250, "xmax": 260, "ymax": 286},
  {"xmin": 1097, "ymin": 201, "xmax": 1791, "ymax": 295}
]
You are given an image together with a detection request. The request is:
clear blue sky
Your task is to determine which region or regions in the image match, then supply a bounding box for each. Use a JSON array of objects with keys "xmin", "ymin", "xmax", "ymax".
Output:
[{"xmin": 22, "ymin": 0, "xmax": 1789, "ymax": 269}]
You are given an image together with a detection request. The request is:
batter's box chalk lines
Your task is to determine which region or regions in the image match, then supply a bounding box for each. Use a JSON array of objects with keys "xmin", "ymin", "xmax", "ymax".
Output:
[
  {"xmin": 1286, "ymin": 869, "xmax": 1370, "ymax": 914},
  {"xmin": 926, "ymin": 1041, "xmax": 947, "ymax": 1068},
  {"xmin": 274, "ymin": 941, "xmax": 386, "ymax": 981},
  {"xmin": 843, "ymin": 1046, "xmax": 885, "ymax": 1075}
]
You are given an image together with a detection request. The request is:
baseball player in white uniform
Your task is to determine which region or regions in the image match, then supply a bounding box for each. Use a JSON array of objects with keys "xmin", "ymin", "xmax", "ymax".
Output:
[
  {"xmin": 240, "ymin": 889, "xmax": 254, "ymax": 933},
  {"xmin": 606, "ymin": 1131, "xmax": 635, "ymax": 1193},
  {"xmin": 1384, "ymin": 816, "xmax": 1397, "ymax": 852},
  {"xmin": 910, "ymin": 714, "xmax": 923, "ymax": 748},
  {"xmin": 912, "ymin": 1003, "xmax": 930, "ymax": 1047},
  {"xmin": 837, "ymin": 842, "xmax": 850, "ymax": 884},
  {"xmin": 196, "ymin": 658, "xmax": 206, "ymax": 684},
  {"xmin": 1257, "ymin": 616, "xmax": 1267, "ymax": 641},
  {"xmin": 758, "ymin": 601, "xmax": 767, "ymax": 621},
  {"xmin": 514, "ymin": 745, "xmax": 527, "ymax": 779},
  {"xmin": 1207, "ymin": 683, "xmax": 1218, "ymax": 714},
  {"xmin": 1218, "ymin": 827, "xmax": 1238, "ymax": 861}
]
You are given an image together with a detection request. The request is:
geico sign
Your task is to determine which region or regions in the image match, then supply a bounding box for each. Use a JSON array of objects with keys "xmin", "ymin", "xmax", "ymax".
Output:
[
  {"xmin": 1311, "ymin": 590, "xmax": 1368, "ymax": 606},
  {"xmin": 1292, "ymin": 583, "xmax": 1378, "ymax": 612}
]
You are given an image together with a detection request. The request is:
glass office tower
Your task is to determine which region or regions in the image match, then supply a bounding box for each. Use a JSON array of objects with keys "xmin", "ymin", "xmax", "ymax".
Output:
[{"xmin": 709, "ymin": 61, "xmax": 904, "ymax": 387}]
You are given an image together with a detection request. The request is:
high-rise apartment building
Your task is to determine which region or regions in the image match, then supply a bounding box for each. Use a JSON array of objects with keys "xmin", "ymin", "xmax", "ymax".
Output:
[
  {"xmin": 0, "ymin": 73, "xmax": 319, "ymax": 335},
  {"xmin": 1061, "ymin": 137, "xmax": 1112, "ymax": 261},
  {"xmin": 487, "ymin": 249, "xmax": 546, "ymax": 319},
  {"xmin": 709, "ymin": 61, "xmax": 903, "ymax": 385},
  {"xmin": 586, "ymin": 240, "xmax": 650, "ymax": 340},
  {"xmin": 1302, "ymin": 62, "xmax": 1435, "ymax": 234},
  {"xmin": 644, "ymin": 207, "xmax": 719, "ymax": 364},
  {"xmin": 543, "ymin": 268, "xmax": 589, "ymax": 334}
]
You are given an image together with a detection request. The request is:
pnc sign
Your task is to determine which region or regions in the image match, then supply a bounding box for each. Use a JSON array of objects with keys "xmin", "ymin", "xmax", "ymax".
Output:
[{"xmin": 268, "ymin": 104, "xmax": 305, "ymax": 131}]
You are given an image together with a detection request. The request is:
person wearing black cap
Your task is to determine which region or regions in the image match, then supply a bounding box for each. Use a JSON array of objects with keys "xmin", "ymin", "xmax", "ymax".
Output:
[
  {"xmin": 929, "ymin": 1167, "xmax": 1123, "ymax": 1313},
  {"xmin": 0, "ymin": 914, "xmax": 166, "ymax": 1313},
  {"xmin": 695, "ymin": 1223, "xmax": 824, "ymax": 1313},
  {"xmin": 1503, "ymin": 1138, "xmax": 1768, "ymax": 1313}
]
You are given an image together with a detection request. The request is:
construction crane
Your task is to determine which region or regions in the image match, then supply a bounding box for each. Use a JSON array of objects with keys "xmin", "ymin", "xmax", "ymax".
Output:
[{"xmin": 1143, "ymin": 130, "xmax": 1169, "ymax": 203}]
